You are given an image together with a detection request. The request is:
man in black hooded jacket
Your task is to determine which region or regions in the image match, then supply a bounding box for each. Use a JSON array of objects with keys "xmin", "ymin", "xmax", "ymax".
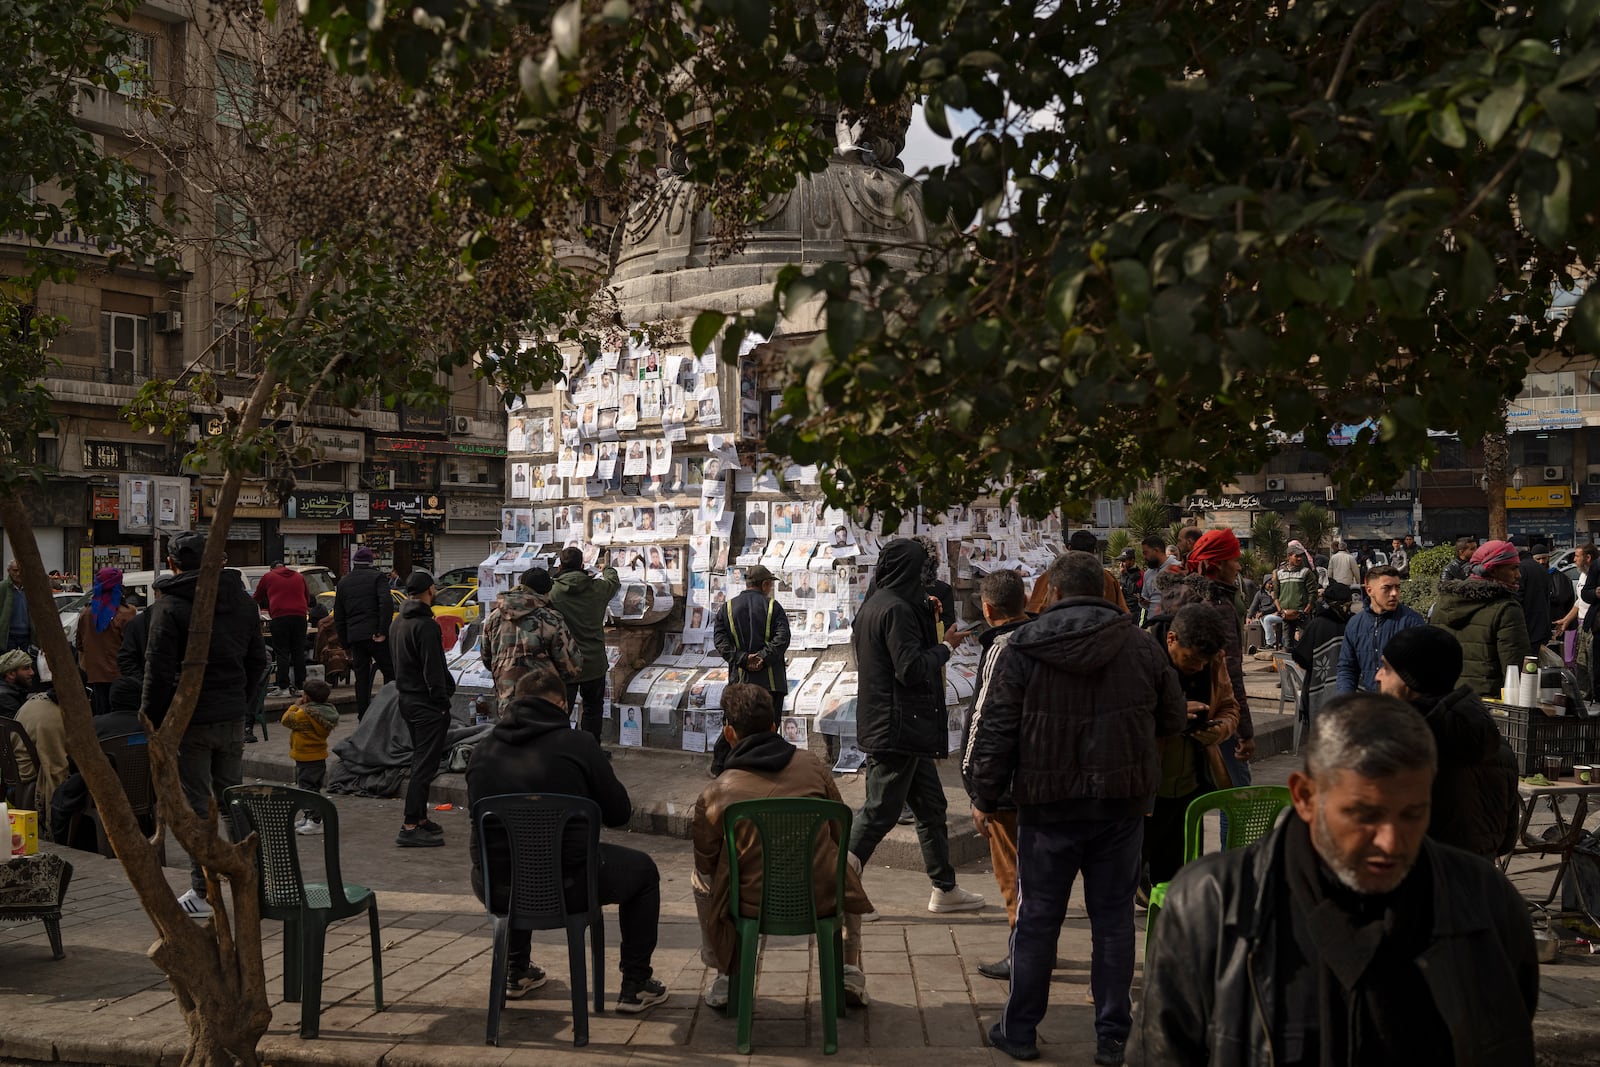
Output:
[
  {"xmin": 1375, "ymin": 626, "xmax": 1518, "ymax": 859},
  {"xmin": 143, "ymin": 531, "xmax": 269, "ymax": 918},
  {"xmin": 465, "ymin": 664, "xmax": 668, "ymax": 1013},
  {"xmin": 847, "ymin": 537, "xmax": 985, "ymax": 914},
  {"xmin": 390, "ymin": 571, "xmax": 455, "ymax": 848}
]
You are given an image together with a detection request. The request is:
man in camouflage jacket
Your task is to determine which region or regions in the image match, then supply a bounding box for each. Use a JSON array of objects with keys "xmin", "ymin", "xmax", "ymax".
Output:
[{"xmin": 481, "ymin": 568, "xmax": 582, "ymax": 711}]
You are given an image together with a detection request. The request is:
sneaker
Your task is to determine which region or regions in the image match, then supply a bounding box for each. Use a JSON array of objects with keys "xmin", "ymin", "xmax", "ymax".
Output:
[
  {"xmin": 928, "ymin": 885, "xmax": 986, "ymax": 913},
  {"xmin": 395, "ymin": 826, "xmax": 445, "ymax": 848},
  {"xmin": 417, "ymin": 819, "xmax": 445, "ymax": 836},
  {"xmin": 978, "ymin": 957, "xmax": 1010, "ymax": 981},
  {"xmin": 703, "ymin": 973, "xmax": 730, "ymax": 1009},
  {"xmin": 1094, "ymin": 1037, "xmax": 1127, "ymax": 1066},
  {"xmin": 177, "ymin": 889, "xmax": 212, "ymax": 918},
  {"xmin": 505, "ymin": 964, "xmax": 549, "ymax": 999},
  {"xmin": 296, "ymin": 819, "xmax": 324, "ymax": 836},
  {"xmin": 897, "ymin": 804, "xmax": 915, "ymax": 825},
  {"xmin": 616, "ymin": 977, "xmax": 668, "ymax": 1013},
  {"xmin": 842, "ymin": 964, "xmax": 869, "ymax": 1008},
  {"xmin": 987, "ymin": 1022, "xmax": 1040, "ymax": 1061},
  {"xmin": 243, "ymin": 732, "xmax": 259, "ymax": 744}
]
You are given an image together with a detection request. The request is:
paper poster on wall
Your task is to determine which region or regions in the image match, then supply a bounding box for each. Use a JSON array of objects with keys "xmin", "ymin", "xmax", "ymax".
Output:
[
  {"xmin": 834, "ymin": 741, "xmax": 866, "ymax": 773},
  {"xmin": 575, "ymin": 443, "xmax": 598, "ymax": 479},
  {"xmin": 650, "ymin": 438, "xmax": 672, "ymax": 476},
  {"xmin": 618, "ymin": 706, "xmax": 643, "ymax": 747},
  {"xmin": 682, "ymin": 710, "xmax": 709, "ymax": 752},
  {"xmin": 623, "ymin": 440, "xmax": 649, "ymax": 476}
]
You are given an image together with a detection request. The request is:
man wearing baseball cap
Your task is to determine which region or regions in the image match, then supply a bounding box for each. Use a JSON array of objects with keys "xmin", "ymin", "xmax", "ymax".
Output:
[
  {"xmin": 1431, "ymin": 539, "xmax": 1532, "ymax": 698},
  {"xmin": 709, "ymin": 564, "xmax": 791, "ymax": 776}
]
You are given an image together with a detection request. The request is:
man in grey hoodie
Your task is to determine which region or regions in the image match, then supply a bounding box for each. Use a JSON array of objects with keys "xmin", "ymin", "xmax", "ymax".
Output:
[{"xmin": 550, "ymin": 547, "xmax": 621, "ymax": 742}]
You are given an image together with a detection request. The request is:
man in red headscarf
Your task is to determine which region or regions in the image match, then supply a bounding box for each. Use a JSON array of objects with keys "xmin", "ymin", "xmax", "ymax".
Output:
[
  {"xmin": 1153, "ymin": 528, "xmax": 1256, "ymax": 785},
  {"xmin": 1432, "ymin": 539, "xmax": 1532, "ymax": 697}
]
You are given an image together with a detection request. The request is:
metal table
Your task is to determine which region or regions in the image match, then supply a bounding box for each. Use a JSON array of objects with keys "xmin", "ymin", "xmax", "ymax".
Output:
[{"xmin": 1500, "ymin": 780, "xmax": 1600, "ymax": 908}]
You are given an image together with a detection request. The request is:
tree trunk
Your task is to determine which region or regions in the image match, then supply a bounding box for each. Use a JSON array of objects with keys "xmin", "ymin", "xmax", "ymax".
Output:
[{"xmin": 1484, "ymin": 427, "xmax": 1509, "ymax": 540}]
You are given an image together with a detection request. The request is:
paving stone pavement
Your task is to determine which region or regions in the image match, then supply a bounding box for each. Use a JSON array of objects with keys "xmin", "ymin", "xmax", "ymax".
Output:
[{"xmin": 4, "ymin": 750, "xmax": 1600, "ymax": 1065}]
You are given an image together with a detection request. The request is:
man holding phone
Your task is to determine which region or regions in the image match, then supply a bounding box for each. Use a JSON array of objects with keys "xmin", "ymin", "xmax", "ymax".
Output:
[{"xmin": 847, "ymin": 538, "xmax": 986, "ymax": 914}]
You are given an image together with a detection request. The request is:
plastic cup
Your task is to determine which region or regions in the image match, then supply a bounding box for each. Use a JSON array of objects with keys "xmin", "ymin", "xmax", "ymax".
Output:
[
  {"xmin": 1544, "ymin": 755, "xmax": 1564, "ymax": 781},
  {"xmin": 1578, "ymin": 765, "xmax": 1594, "ymax": 784}
]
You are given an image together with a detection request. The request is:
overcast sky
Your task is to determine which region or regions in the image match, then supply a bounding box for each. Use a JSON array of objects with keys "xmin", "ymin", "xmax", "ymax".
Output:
[{"xmin": 899, "ymin": 103, "xmax": 962, "ymax": 175}]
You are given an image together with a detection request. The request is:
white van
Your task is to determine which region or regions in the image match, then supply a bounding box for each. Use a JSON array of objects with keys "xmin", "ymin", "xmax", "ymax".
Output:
[{"xmin": 59, "ymin": 565, "xmax": 334, "ymax": 645}]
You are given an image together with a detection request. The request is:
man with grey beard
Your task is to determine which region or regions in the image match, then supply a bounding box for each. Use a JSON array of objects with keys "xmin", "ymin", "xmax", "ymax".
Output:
[{"xmin": 1135, "ymin": 692, "xmax": 1537, "ymax": 1067}]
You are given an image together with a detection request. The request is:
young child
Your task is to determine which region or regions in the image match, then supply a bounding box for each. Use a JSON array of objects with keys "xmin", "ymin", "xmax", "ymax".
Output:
[{"xmin": 281, "ymin": 677, "xmax": 340, "ymax": 835}]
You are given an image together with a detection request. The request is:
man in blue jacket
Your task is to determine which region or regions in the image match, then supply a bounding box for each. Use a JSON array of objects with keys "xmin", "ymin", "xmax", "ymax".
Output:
[{"xmin": 1336, "ymin": 564, "xmax": 1425, "ymax": 692}]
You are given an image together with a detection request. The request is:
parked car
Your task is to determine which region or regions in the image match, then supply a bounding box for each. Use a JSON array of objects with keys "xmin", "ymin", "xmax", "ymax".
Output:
[
  {"xmin": 434, "ymin": 566, "xmax": 480, "ymax": 588},
  {"xmin": 431, "ymin": 584, "xmax": 483, "ymax": 624}
]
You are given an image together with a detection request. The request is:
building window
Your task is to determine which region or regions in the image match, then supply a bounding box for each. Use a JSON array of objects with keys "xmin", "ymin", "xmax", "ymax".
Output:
[
  {"xmin": 215, "ymin": 53, "xmax": 255, "ymax": 128},
  {"xmin": 112, "ymin": 33, "xmax": 154, "ymax": 98},
  {"xmin": 108, "ymin": 168, "xmax": 153, "ymax": 231},
  {"xmin": 445, "ymin": 459, "xmax": 490, "ymax": 484},
  {"xmin": 1522, "ymin": 372, "xmax": 1577, "ymax": 399},
  {"xmin": 214, "ymin": 194, "xmax": 257, "ymax": 253},
  {"xmin": 211, "ymin": 304, "xmax": 258, "ymax": 375},
  {"xmin": 1511, "ymin": 432, "xmax": 1574, "ymax": 470},
  {"xmin": 83, "ymin": 441, "xmax": 125, "ymax": 470},
  {"xmin": 101, "ymin": 311, "xmax": 149, "ymax": 382}
]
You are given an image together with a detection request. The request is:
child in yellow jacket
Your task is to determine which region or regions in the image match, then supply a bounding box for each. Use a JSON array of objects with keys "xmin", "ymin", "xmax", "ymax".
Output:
[{"xmin": 281, "ymin": 677, "xmax": 340, "ymax": 835}]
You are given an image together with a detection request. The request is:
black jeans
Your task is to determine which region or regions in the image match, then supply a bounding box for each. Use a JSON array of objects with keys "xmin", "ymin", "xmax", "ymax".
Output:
[
  {"xmin": 401, "ymin": 703, "xmax": 450, "ymax": 826},
  {"xmin": 269, "ymin": 615, "xmax": 309, "ymax": 691},
  {"xmin": 1001, "ymin": 815, "xmax": 1143, "ymax": 1047},
  {"xmin": 1143, "ymin": 786, "xmax": 1206, "ymax": 887},
  {"xmin": 566, "ymin": 677, "xmax": 606, "ymax": 743},
  {"xmin": 507, "ymin": 841, "xmax": 660, "ymax": 985},
  {"xmin": 709, "ymin": 689, "xmax": 784, "ymax": 774},
  {"xmin": 351, "ymin": 637, "xmax": 395, "ymax": 719},
  {"xmin": 847, "ymin": 751, "xmax": 954, "ymax": 890},
  {"xmin": 178, "ymin": 720, "xmax": 245, "ymax": 894}
]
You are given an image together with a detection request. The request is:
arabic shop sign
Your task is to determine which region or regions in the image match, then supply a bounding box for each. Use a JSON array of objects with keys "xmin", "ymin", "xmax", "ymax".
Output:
[
  {"xmin": 374, "ymin": 436, "xmax": 508, "ymax": 458},
  {"xmin": 366, "ymin": 493, "xmax": 448, "ymax": 522},
  {"xmin": 285, "ymin": 492, "xmax": 353, "ymax": 520}
]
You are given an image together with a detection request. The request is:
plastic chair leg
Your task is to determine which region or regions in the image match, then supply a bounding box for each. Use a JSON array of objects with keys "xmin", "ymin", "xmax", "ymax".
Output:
[
  {"xmin": 566, "ymin": 922, "xmax": 589, "ymax": 1047},
  {"xmin": 299, "ymin": 917, "xmax": 328, "ymax": 1039},
  {"xmin": 1143, "ymin": 896, "xmax": 1163, "ymax": 968},
  {"xmin": 735, "ymin": 919, "xmax": 760, "ymax": 1054},
  {"xmin": 589, "ymin": 910, "xmax": 605, "ymax": 1015},
  {"xmin": 485, "ymin": 918, "xmax": 509, "ymax": 1046},
  {"xmin": 283, "ymin": 917, "xmax": 303, "ymax": 1003},
  {"xmin": 367, "ymin": 900, "xmax": 385, "ymax": 1012},
  {"xmin": 816, "ymin": 919, "xmax": 840, "ymax": 1055}
]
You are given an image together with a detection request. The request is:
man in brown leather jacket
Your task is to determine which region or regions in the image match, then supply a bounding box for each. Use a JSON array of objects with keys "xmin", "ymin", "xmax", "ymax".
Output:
[{"xmin": 1136, "ymin": 693, "xmax": 1537, "ymax": 1066}]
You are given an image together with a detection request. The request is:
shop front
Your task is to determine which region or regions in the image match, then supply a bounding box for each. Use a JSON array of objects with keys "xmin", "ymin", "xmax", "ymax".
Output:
[
  {"xmin": 283, "ymin": 492, "xmax": 359, "ymax": 572},
  {"xmin": 355, "ymin": 492, "xmax": 446, "ymax": 578},
  {"xmin": 439, "ymin": 495, "xmax": 500, "ymax": 573},
  {"xmin": 0, "ymin": 480, "xmax": 90, "ymax": 579},
  {"xmin": 1506, "ymin": 485, "xmax": 1576, "ymax": 550},
  {"xmin": 199, "ymin": 482, "xmax": 281, "ymax": 565}
]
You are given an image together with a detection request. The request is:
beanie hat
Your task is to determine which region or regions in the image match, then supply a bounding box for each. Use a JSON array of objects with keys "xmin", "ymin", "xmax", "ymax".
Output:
[
  {"xmin": 353, "ymin": 546, "xmax": 375, "ymax": 564},
  {"xmin": 404, "ymin": 570, "xmax": 436, "ymax": 595},
  {"xmin": 169, "ymin": 532, "xmax": 206, "ymax": 570},
  {"xmin": 1321, "ymin": 580, "xmax": 1354, "ymax": 604},
  {"xmin": 520, "ymin": 567, "xmax": 553, "ymax": 595},
  {"xmin": 1381, "ymin": 627, "xmax": 1464, "ymax": 697}
]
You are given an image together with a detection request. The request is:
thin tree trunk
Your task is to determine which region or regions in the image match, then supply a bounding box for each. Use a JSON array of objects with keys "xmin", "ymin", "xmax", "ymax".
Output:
[{"xmin": 1484, "ymin": 426, "xmax": 1509, "ymax": 540}]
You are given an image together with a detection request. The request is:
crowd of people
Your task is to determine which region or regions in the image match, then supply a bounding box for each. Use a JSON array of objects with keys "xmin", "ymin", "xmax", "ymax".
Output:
[{"xmin": 0, "ymin": 520, "xmax": 1561, "ymax": 1061}]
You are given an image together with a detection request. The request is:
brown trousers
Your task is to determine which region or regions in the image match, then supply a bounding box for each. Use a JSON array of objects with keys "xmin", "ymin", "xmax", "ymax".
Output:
[{"xmin": 987, "ymin": 809, "xmax": 1020, "ymax": 927}]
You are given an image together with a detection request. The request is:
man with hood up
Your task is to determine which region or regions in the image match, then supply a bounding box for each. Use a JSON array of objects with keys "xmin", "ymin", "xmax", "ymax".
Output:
[
  {"xmin": 143, "ymin": 531, "xmax": 269, "ymax": 918},
  {"xmin": 1431, "ymin": 539, "xmax": 1532, "ymax": 698},
  {"xmin": 481, "ymin": 567, "xmax": 581, "ymax": 714},
  {"xmin": 466, "ymin": 664, "xmax": 669, "ymax": 1012},
  {"xmin": 550, "ymin": 547, "xmax": 621, "ymax": 742},
  {"xmin": 846, "ymin": 537, "xmax": 986, "ymax": 914},
  {"xmin": 391, "ymin": 571, "xmax": 454, "ymax": 848},
  {"xmin": 966, "ymin": 551, "xmax": 1185, "ymax": 1065}
]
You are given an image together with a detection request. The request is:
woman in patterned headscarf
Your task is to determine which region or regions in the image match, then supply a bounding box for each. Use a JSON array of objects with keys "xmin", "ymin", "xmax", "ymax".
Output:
[{"xmin": 76, "ymin": 567, "xmax": 137, "ymax": 717}]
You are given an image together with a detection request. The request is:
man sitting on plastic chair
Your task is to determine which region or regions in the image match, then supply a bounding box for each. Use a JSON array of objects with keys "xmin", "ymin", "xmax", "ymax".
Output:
[
  {"xmin": 466, "ymin": 664, "xmax": 669, "ymax": 1013},
  {"xmin": 691, "ymin": 683, "xmax": 873, "ymax": 1011}
]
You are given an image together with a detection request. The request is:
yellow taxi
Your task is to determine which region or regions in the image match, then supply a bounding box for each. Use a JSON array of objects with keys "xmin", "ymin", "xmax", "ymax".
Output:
[{"xmin": 430, "ymin": 584, "xmax": 483, "ymax": 624}]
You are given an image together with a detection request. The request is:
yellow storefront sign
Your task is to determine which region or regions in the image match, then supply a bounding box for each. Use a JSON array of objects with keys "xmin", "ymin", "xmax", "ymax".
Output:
[{"xmin": 1505, "ymin": 486, "xmax": 1572, "ymax": 509}]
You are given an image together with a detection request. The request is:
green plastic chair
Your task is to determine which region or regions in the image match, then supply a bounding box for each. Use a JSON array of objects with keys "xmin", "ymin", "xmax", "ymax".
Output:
[
  {"xmin": 723, "ymin": 797, "xmax": 852, "ymax": 1056},
  {"xmin": 1145, "ymin": 786, "xmax": 1292, "ymax": 960},
  {"xmin": 225, "ymin": 784, "xmax": 383, "ymax": 1039}
]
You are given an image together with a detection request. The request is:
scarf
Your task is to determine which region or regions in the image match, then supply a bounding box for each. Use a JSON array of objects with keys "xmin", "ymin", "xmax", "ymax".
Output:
[
  {"xmin": 90, "ymin": 567, "xmax": 124, "ymax": 634},
  {"xmin": 1185, "ymin": 528, "xmax": 1240, "ymax": 573}
]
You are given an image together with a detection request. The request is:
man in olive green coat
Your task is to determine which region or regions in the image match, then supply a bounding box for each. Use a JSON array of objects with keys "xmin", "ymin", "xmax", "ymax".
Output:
[
  {"xmin": 1431, "ymin": 539, "xmax": 1532, "ymax": 698},
  {"xmin": 550, "ymin": 547, "xmax": 621, "ymax": 742}
]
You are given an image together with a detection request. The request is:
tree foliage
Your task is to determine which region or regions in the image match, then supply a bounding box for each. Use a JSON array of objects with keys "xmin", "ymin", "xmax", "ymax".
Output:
[
  {"xmin": 1293, "ymin": 502, "xmax": 1336, "ymax": 555},
  {"xmin": 1252, "ymin": 511, "xmax": 1289, "ymax": 570}
]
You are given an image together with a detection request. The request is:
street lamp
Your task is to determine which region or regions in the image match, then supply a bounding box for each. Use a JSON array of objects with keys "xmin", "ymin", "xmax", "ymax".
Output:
[{"xmin": 1512, "ymin": 468, "xmax": 1525, "ymax": 491}]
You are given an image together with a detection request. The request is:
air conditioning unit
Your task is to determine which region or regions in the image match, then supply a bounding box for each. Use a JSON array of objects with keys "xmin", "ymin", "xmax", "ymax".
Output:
[
  {"xmin": 1545, "ymin": 465, "xmax": 1566, "ymax": 482},
  {"xmin": 1586, "ymin": 468, "xmax": 1600, "ymax": 486},
  {"xmin": 151, "ymin": 310, "xmax": 183, "ymax": 333},
  {"xmin": 451, "ymin": 416, "xmax": 472, "ymax": 435},
  {"xmin": 1265, "ymin": 477, "xmax": 1287, "ymax": 491}
]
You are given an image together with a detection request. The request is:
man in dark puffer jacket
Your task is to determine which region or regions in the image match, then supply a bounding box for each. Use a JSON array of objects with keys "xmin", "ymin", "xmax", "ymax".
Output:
[
  {"xmin": 1376, "ymin": 627, "xmax": 1519, "ymax": 860},
  {"xmin": 967, "ymin": 551, "xmax": 1185, "ymax": 1065}
]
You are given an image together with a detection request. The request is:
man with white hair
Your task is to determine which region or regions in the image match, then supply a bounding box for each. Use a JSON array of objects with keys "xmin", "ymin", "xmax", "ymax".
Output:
[{"xmin": 1136, "ymin": 692, "xmax": 1537, "ymax": 1066}]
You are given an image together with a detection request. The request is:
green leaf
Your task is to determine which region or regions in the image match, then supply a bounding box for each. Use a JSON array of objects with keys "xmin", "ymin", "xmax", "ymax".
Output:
[
  {"xmin": 1475, "ymin": 81, "xmax": 1524, "ymax": 148},
  {"xmin": 733, "ymin": 0, "xmax": 769, "ymax": 45},
  {"xmin": 690, "ymin": 310, "xmax": 725, "ymax": 356},
  {"xmin": 1571, "ymin": 287, "xmax": 1600, "ymax": 353},
  {"xmin": 1428, "ymin": 103, "xmax": 1468, "ymax": 149},
  {"xmin": 825, "ymin": 300, "xmax": 866, "ymax": 357},
  {"xmin": 1457, "ymin": 235, "xmax": 1495, "ymax": 307}
]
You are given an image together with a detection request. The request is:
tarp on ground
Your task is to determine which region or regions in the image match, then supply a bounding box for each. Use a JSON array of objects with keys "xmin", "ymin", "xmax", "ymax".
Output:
[{"xmin": 325, "ymin": 683, "xmax": 492, "ymax": 798}]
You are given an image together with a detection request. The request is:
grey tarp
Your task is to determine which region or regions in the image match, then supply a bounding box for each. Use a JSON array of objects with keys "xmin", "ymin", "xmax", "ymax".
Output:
[{"xmin": 325, "ymin": 683, "xmax": 492, "ymax": 798}]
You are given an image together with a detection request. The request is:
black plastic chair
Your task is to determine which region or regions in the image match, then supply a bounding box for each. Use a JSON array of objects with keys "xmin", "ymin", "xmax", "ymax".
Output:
[
  {"xmin": 82, "ymin": 732, "xmax": 166, "ymax": 866},
  {"xmin": 225, "ymin": 784, "xmax": 383, "ymax": 1039},
  {"xmin": 473, "ymin": 793, "xmax": 605, "ymax": 1047},
  {"xmin": 0, "ymin": 716, "xmax": 42, "ymax": 812}
]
